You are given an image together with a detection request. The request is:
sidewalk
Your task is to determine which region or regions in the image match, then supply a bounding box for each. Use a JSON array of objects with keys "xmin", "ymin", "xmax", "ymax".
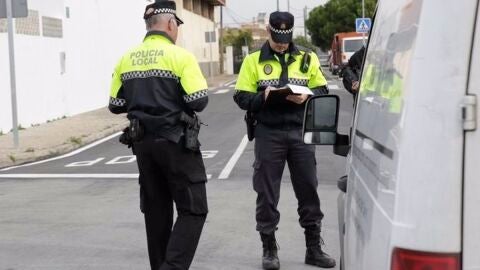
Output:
[{"xmin": 0, "ymin": 74, "xmax": 237, "ymax": 169}]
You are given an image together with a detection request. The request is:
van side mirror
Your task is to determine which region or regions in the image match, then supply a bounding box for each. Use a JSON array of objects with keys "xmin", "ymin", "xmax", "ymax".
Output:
[
  {"xmin": 303, "ymin": 95, "xmax": 350, "ymax": 156},
  {"xmin": 303, "ymin": 95, "xmax": 340, "ymax": 145}
]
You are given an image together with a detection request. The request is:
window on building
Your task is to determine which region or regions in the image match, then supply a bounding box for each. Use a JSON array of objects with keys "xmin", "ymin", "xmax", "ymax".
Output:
[
  {"xmin": 201, "ymin": 1, "xmax": 209, "ymax": 18},
  {"xmin": 0, "ymin": 19, "xmax": 6, "ymax": 33},
  {"xmin": 42, "ymin": 16, "xmax": 63, "ymax": 38},
  {"xmin": 208, "ymin": 5, "xmax": 214, "ymax": 21},
  {"xmin": 15, "ymin": 9, "xmax": 40, "ymax": 36},
  {"xmin": 193, "ymin": 0, "xmax": 202, "ymax": 15},
  {"xmin": 183, "ymin": 0, "xmax": 193, "ymax": 11}
]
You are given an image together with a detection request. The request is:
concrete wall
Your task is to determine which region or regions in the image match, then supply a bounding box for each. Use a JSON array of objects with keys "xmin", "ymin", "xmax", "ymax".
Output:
[
  {"xmin": 177, "ymin": 3, "xmax": 220, "ymax": 77},
  {"xmin": 0, "ymin": 0, "xmax": 221, "ymax": 133},
  {"xmin": 199, "ymin": 61, "xmax": 220, "ymax": 77}
]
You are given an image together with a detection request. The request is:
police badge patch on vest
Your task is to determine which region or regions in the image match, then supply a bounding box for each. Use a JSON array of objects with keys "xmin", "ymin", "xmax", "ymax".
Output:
[{"xmin": 264, "ymin": 64, "xmax": 273, "ymax": 75}]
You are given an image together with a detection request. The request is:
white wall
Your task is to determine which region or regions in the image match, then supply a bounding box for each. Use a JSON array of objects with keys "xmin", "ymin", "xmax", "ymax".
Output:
[
  {"xmin": 0, "ymin": 0, "xmax": 67, "ymax": 133},
  {"xmin": 0, "ymin": 0, "xmax": 221, "ymax": 133},
  {"xmin": 177, "ymin": 8, "xmax": 219, "ymax": 66},
  {"xmin": 62, "ymin": 0, "xmax": 146, "ymax": 117}
]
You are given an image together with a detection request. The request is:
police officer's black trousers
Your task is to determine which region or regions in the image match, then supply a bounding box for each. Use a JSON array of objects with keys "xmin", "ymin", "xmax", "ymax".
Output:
[
  {"xmin": 253, "ymin": 124, "xmax": 324, "ymax": 235},
  {"xmin": 134, "ymin": 137, "xmax": 208, "ymax": 270}
]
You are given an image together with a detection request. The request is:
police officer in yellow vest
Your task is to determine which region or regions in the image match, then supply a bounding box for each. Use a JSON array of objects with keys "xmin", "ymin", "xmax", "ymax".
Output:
[
  {"xmin": 234, "ymin": 11, "xmax": 336, "ymax": 270},
  {"xmin": 109, "ymin": 1, "xmax": 208, "ymax": 269}
]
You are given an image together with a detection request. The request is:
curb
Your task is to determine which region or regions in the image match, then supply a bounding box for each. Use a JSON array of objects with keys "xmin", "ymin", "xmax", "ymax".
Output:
[{"xmin": 0, "ymin": 123, "xmax": 127, "ymax": 170}]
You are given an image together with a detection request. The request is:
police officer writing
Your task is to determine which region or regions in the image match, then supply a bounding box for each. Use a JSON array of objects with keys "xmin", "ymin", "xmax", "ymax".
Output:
[
  {"xmin": 233, "ymin": 11, "xmax": 336, "ymax": 269},
  {"xmin": 108, "ymin": 1, "xmax": 209, "ymax": 270}
]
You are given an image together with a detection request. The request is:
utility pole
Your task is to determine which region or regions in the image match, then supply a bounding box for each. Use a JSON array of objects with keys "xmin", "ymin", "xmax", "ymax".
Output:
[
  {"xmin": 304, "ymin": 6, "xmax": 308, "ymax": 39},
  {"xmin": 362, "ymin": 0, "xmax": 365, "ymax": 18},
  {"xmin": 219, "ymin": 6, "xmax": 224, "ymax": 74},
  {"xmin": 287, "ymin": 0, "xmax": 290, "ymax": 12},
  {"xmin": 6, "ymin": 0, "xmax": 19, "ymax": 148},
  {"xmin": 362, "ymin": 0, "xmax": 366, "ymax": 44},
  {"xmin": 277, "ymin": 0, "xmax": 279, "ymax": 11}
]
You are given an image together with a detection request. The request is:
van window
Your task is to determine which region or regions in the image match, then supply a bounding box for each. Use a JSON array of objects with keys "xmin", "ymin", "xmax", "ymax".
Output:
[
  {"xmin": 344, "ymin": 39, "xmax": 364, "ymax": 53},
  {"xmin": 354, "ymin": 0, "xmax": 423, "ymax": 191}
]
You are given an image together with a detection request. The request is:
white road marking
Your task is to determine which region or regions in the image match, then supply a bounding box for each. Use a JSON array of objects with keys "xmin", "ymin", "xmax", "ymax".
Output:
[
  {"xmin": 223, "ymin": 79, "xmax": 237, "ymax": 86},
  {"xmin": 329, "ymin": 85, "xmax": 340, "ymax": 90},
  {"xmin": 105, "ymin": 156, "xmax": 136, "ymax": 165},
  {"xmin": 65, "ymin": 157, "xmax": 105, "ymax": 167},
  {"xmin": 62, "ymin": 150, "xmax": 217, "ymax": 168},
  {"xmin": 202, "ymin": 150, "xmax": 218, "ymax": 159},
  {"xmin": 218, "ymin": 134, "xmax": 249, "ymax": 180},
  {"xmin": 0, "ymin": 132, "xmax": 123, "ymax": 171},
  {"xmin": 214, "ymin": 89, "xmax": 230, "ymax": 94},
  {"xmin": 0, "ymin": 174, "xmax": 212, "ymax": 179},
  {"xmin": 0, "ymin": 174, "xmax": 139, "ymax": 179}
]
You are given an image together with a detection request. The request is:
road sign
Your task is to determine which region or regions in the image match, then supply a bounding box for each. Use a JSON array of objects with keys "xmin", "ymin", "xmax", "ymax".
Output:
[
  {"xmin": 356, "ymin": 18, "xmax": 371, "ymax": 33},
  {"xmin": 0, "ymin": 0, "xmax": 28, "ymax": 18}
]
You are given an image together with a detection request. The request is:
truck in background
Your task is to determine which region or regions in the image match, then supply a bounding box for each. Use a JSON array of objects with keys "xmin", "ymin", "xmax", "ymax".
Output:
[{"xmin": 328, "ymin": 32, "xmax": 367, "ymax": 75}]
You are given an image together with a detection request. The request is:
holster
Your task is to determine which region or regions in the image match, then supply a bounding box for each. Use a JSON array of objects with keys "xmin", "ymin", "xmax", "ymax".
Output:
[
  {"xmin": 244, "ymin": 111, "xmax": 257, "ymax": 141},
  {"xmin": 180, "ymin": 112, "xmax": 201, "ymax": 151},
  {"xmin": 128, "ymin": 118, "xmax": 144, "ymax": 142},
  {"xmin": 119, "ymin": 119, "xmax": 144, "ymax": 149}
]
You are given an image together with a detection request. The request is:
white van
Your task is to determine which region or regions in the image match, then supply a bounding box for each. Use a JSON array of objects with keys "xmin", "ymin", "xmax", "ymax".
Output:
[{"xmin": 303, "ymin": 0, "xmax": 480, "ymax": 269}]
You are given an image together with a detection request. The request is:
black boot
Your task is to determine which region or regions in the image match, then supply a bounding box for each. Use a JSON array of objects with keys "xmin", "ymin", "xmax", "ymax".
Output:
[
  {"xmin": 260, "ymin": 232, "xmax": 280, "ymax": 270},
  {"xmin": 304, "ymin": 228, "xmax": 336, "ymax": 268},
  {"xmin": 305, "ymin": 245, "xmax": 336, "ymax": 268}
]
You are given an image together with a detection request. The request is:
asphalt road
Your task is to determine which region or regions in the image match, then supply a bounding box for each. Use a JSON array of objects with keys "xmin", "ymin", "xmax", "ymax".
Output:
[{"xmin": 0, "ymin": 72, "xmax": 354, "ymax": 270}]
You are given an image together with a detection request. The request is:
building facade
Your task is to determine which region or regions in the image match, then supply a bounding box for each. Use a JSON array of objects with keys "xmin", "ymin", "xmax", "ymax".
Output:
[{"xmin": 0, "ymin": 0, "xmax": 224, "ymax": 134}]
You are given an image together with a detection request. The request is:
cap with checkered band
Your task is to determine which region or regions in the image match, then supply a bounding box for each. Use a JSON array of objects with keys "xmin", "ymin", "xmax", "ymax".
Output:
[
  {"xmin": 269, "ymin": 11, "xmax": 294, "ymax": 43},
  {"xmin": 144, "ymin": 0, "xmax": 184, "ymax": 25}
]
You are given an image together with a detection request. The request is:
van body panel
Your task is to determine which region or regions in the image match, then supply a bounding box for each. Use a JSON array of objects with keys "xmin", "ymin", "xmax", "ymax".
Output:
[
  {"xmin": 346, "ymin": 0, "xmax": 419, "ymax": 268},
  {"xmin": 344, "ymin": 0, "xmax": 478, "ymax": 269},
  {"xmin": 463, "ymin": 2, "xmax": 480, "ymax": 269},
  {"xmin": 391, "ymin": 0, "xmax": 476, "ymax": 252}
]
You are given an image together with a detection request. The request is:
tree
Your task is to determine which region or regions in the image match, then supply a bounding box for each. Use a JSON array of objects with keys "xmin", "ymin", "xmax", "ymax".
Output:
[
  {"xmin": 306, "ymin": 0, "xmax": 377, "ymax": 51},
  {"xmin": 222, "ymin": 28, "xmax": 254, "ymax": 49},
  {"xmin": 293, "ymin": 36, "xmax": 317, "ymax": 51}
]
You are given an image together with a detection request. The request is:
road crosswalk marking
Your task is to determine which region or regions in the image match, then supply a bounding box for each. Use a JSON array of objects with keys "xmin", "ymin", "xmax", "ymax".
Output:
[
  {"xmin": 0, "ymin": 173, "xmax": 212, "ymax": 180},
  {"xmin": 214, "ymin": 89, "xmax": 230, "ymax": 94}
]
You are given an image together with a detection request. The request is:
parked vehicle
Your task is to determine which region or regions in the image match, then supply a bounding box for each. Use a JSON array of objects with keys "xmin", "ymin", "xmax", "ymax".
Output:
[
  {"xmin": 329, "ymin": 32, "xmax": 367, "ymax": 75},
  {"xmin": 303, "ymin": 0, "xmax": 480, "ymax": 269}
]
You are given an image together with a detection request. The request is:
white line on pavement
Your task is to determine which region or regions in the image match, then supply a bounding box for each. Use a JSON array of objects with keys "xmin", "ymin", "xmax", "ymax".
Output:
[
  {"xmin": 223, "ymin": 79, "xmax": 237, "ymax": 86},
  {"xmin": 0, "ymin": 174, "xmax": 139, "ymax": 179},
  {"xmin": 0, "ymin": 174, "xmax": 213, "ymax": 179},
  {"xmin": 218, "ymin": 134, "xmax": 249, "ymax": 180},
  {"xmin": 329, "ymin": 85, "xmax": 340, "ymax": 90},
  {"xmin": 0, "ymin": 132, "xmax": 122, "ymax": 171},
  {"xmin": 214, "ymin": 89, "xmax": 230, "ymax": 94}
]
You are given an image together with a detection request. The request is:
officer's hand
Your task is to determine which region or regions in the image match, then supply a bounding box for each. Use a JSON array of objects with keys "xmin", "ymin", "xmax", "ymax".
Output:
[
  {"xmin": 286, "ymin": 94, "xmax": 309, "ymax": 104},
  {"xmin": 264, "ymin": 86, "xmax": 273, "ymax": 101},
  {"xmin": 352, "ymin": 81, "xmax": 360, "ymax": 92}
]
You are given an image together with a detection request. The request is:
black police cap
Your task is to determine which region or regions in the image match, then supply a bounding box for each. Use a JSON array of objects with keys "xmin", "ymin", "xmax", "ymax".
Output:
[
  {"xmin": 269, "ymin": 11, "xmax": 294, "ymax": 43},
  {"xmin": 144, "ymin": 0, "xmax": 184, "ymax": 25}
]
